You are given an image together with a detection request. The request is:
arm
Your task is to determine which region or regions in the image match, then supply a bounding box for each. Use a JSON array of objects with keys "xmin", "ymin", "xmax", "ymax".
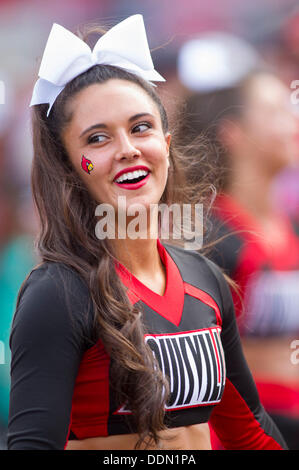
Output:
[
  {"xmin": 206, "ymin": 259, "xmax": 287, "ymax": 450},
  {"xmin": 7, "ymin": 263, "xmax": 94, "ymax": 450}
]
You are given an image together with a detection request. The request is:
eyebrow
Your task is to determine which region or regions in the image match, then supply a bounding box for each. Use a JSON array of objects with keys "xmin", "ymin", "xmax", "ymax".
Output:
[{"xmin": 79, "ymin": 113, "xmax": 155, "ymax": 138}]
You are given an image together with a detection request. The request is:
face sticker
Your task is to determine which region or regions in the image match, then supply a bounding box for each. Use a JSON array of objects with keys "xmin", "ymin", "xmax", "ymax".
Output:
[{"xmin": 81, "ymin": 155, "xmax": 94, "ymax": 175}]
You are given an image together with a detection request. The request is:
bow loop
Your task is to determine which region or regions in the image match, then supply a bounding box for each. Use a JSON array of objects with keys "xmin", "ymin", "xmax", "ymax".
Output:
[
  {"xmin": 30, "ymin": 15, "xmax": 165, "ymax": 116},
  {"xmin": 93, "ymin": 14, "xmax": 154, "ymax": 72},
  {"xmin": 38, "ymin": 23, "xmax": 92, "ymax": 86}
]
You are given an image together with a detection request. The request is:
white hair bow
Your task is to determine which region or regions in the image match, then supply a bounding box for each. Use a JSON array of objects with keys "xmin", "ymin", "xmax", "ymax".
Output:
[{"xmin": 30, "ymin": 14, "xmax": 165, "ymax": 116}]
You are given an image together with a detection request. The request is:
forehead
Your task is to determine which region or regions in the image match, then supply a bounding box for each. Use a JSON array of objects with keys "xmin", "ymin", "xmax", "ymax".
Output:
[{"xmin": 66, "ymin": 78, "xmax": 160, "ymax": 128}]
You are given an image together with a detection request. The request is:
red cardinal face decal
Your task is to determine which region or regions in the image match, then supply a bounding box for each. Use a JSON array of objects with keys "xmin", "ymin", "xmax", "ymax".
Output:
[{"xmin": 81, "ymin": 155, "xmax": 94, "ymax": 175}]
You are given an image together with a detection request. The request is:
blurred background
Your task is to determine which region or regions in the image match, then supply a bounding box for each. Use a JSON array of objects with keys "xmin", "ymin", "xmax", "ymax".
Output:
[{"xmin": 1, "ymin": 0, "xmax": 299, "ymax": 450}]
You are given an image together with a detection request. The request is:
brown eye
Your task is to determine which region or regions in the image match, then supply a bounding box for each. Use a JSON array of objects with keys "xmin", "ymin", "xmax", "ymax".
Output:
[
  {"xmin": 88, "ymin": 134, "xmax": 107, "ymax": 144},
  {"xmin": 132, "ymin": 122, "xmax": 152, "ymax": 133}
]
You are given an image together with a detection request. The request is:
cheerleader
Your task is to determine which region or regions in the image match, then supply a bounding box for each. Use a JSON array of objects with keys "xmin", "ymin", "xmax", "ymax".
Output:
[{"xmin": 7, "ymin": 16, "xmax": 286, "ymax": 450}]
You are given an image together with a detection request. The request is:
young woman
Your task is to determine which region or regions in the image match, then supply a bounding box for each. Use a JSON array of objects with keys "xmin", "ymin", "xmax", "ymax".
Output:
[
  {"xmin": 178, "ymin": 66, "xmax": 299, "ymax": 449},
  {"xmin": 7, "ymin": 16, "xmax": 287, "ymax": 450}
]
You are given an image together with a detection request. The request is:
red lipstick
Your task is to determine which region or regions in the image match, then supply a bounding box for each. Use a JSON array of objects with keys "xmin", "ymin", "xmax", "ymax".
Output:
[
  {"xmin": 113, "ymin": 165, "xmax": 150, "ymax": 182},
  {"xmin": 114, "ymin": 173, "xmax": 150, "ymax": 190},
  {"xmin": 113, "ymin": 165, "xmax": 150, "ymax": 191}
]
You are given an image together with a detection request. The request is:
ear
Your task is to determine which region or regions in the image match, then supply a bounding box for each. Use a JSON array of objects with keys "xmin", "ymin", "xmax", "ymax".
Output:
[{"xmin": 165, "ymin": 132, "xmax": 172, "ymax": 156}]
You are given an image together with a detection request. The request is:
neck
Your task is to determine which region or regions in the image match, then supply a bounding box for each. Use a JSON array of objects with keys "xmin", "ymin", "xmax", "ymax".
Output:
[
  {"xmin": 110, "ymin": 209, "xmax": 163, "ymax": 278},
  {"xmin": 111, "ymin": 237, "xmax": 162, "ymax": 278}
]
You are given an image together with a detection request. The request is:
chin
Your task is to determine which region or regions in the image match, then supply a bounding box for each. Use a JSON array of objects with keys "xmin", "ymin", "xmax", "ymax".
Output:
[{"xmin": 126, "ymin": 198, "xmax": 160, "ymax": 213}]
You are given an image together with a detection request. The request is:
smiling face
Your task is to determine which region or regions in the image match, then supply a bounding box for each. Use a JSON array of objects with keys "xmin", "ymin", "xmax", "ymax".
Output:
[{"xmin": 61, "ymin": 79, "xmax": 171, "ymax": 216}]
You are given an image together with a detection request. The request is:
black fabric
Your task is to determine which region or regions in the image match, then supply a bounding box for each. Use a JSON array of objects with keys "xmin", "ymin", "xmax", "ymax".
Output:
[
  {"xmin": 270, "ymin": 414, "xmax": 299, "ymax": 450},
  {"xmin": 204, "ymin": 215, "xmax": 244, "ymax": 277},
  {"xmin": 7, "ymin": 263, "xmax": 95, "ymax": 450},
  {"xmin": 7, "ymin": 246, "xmax": 287, "ymax": 450}
]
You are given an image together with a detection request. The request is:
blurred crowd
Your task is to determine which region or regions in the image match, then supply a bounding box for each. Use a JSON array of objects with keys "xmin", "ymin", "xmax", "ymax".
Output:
[{"xmin": 1, "ymin": 0, "xmax": 299, "ymax": 450}]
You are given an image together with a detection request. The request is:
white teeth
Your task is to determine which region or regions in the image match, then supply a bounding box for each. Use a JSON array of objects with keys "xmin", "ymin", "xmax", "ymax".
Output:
[{"xmin": 115, "ymin": 169, "xmax": 149, "ymax": 183}]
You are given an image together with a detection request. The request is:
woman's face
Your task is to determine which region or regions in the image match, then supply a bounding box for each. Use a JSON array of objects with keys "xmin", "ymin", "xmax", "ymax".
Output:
[
  {"xmin": 240, "ymin": 74, "xmax": 298, "ymax": 174},
  {"xmin": 62, "ymin": 79, "xmax": 171, "ymax": 215}
]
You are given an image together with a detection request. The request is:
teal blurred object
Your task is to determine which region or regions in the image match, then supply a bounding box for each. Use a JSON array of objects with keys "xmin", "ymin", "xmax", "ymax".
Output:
[{"xmin": 0, "ymin": 234, "xmax": 38, "ymax": 426}]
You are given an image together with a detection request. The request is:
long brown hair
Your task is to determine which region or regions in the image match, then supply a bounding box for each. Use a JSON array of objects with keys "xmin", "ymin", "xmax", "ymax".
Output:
[{"xmin": 26, "ymin": 26, "xmax": 220, "ymax": 449}]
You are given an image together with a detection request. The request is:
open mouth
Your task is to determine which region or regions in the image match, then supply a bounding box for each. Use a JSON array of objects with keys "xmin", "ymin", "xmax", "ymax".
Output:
[{"xmin": 114, "ymin": 169, "xmax": 149, "ymax": 185}]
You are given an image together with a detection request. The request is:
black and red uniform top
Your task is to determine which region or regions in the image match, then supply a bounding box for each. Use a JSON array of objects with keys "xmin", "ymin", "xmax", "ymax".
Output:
[
  {"xmin": 207, "ymin": 193, "xmax": 299, "ymax": 415},
  {"xmin": 7, "ymin": 238, "xmax": 286, "ymax": 450}
]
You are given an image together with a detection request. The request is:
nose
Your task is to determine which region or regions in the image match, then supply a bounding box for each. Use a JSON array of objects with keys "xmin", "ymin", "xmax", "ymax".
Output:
[{"xmin": 115, "ymin": 131, "xmax": 141, "ymax": 161}]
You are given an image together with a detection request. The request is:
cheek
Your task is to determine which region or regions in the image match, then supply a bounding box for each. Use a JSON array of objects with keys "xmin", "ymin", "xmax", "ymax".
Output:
[
  {"xmin": 76, "ymin": 152, "xmax": 111, "ymax": 180},
  {"xmin": 140, "ymin": 137, "xmax": 169, "ymax": 165},
  {"xmin": 73, "ymin": 153, "xmax": 112, "ymax": 203},
  {"xmin": 79, "ymin": 154, "xmax": 96, "ymax": 176}
]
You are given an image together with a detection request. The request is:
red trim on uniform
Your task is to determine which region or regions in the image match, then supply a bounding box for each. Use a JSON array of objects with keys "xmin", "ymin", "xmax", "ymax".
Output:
[
  {"xmin": 126, "ymin": 289, "xmax": 140, "ymax": 305},
  {"xmin": 70, "ymin": 339, "xmax": 111, "ymax": 439},
  {"xmin": 209, "ymin": 329, "xmax": 221, "ymax": 383},
  {"xmin": 115, "ymin": 238, "xmax": 185, "ymax": 326},
  {"xmin": 210, "ymin": 379, "xmax": 284, "ymax": 450},
  {"xmin": 144, "ymin": 326, "xmax": 222, "ymax": 337},
  {"xmin": 183, "ymin": 283, "xmax": 222, "ymax": 327}
]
